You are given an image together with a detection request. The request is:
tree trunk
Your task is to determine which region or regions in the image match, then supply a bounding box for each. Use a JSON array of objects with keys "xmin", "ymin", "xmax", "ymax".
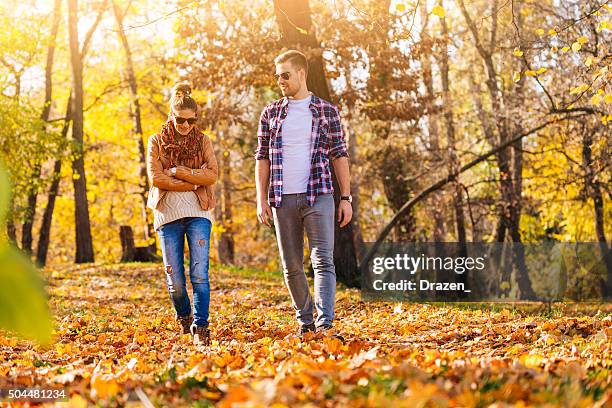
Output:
[
  {"xmin": 112, "ymin": 0, "xmax": 156, "ymax": 255},
  {"xmin": 459, "ymin": 0, "xmax": 534, "ymax": 298},
  {"xmin": 36, "ymin": 93, "xmax": 72, "ymax": 266},
  {"xmin": 507, "ymin": 0, "xmax": 533, "ymax": 300},
  {"xmin": 582, "ymin": 126, "xmax": 612, "ymax": 297},
  {"xmin": 419, "ymin": 5, "xmax": 445, "ymax": 241},
  {"xmin": 273, "ymin": 0, "xmax": 359, "ymax": 287},
  {"xmin": 379, "ymin": 142, "xmax": 416, "ymax": 241},
  {"xmin": 273, "ymin": 0, "xmax": 331, "ymax": 101},
  {"xmin": 68, "ymin": 0, "xmax": 94, "ymax": 263},
  {"xmin": 215, "ymin": 128, "xmax": 235, "ymax": 264},
  {"xmin": 439, "ymin": 0, "xmax": 466, "ymax": 246},
  {"xmin": 6, "ymin": 216, "xmax": 16, "ymax": 244},
  {"xmin": 344, "ymin": 116, "xmax": 365, "ymax": 261},
  {"xmin": 5, "ymin": 64, "xmax": 22, "ymax": 246},
  {"xmin": 22, "ymin": 0, "xmax": 62, "ymax": 256}
]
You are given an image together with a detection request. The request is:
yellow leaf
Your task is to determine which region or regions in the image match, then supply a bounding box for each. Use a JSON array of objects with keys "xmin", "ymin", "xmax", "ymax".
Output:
[
  {"xmin": 525, "ymin": 70, "xmax": 536, "ymax": 77},
  {"xmin": 572, "ymin": 42, "xmax": 582, "ymax": 52},
  {"xmin": 561, "ymin": 46, "xmax": 570, "ymax": 52},
  {"xmin": 91, "ymin": 376, "xmax": 120, "ymax": 399},
  {"xmin": 55, "ymin": 343, "xmax": 72, "ymax": 356},
  {"xmin": 432, "ymin": 5, "xmax": 445, "ymax": 17},
  {"xmin": 599, "ymin": 20, "xmax": 611, "ymax": 31},
  {"xmin": 585, "ymin": 57, "xmax": 593, "ymax": 67},
  {"xmin": 535, "ymin": 28, "xmax": 545, "ymax": 35},
  {"xmin": 513, "ymin": 72, "xmax": 521, "ymax": 82},
  {"xmin": 513, "ymin": 47, "xmax": 524, "ymax": 57},
  {"xmin": 396, "ymin": 3, "xmax": 406, "ymax": 12},
  {"xmin": 548, "ymin": 29, "xmax": 557, "ymax": 36},
  {"xmin": 570, "ymin": 84, "xmax": 589, "ymax": 94},
  {"xmin": 577, "ymin": 36, "xmax": 588, "ymax": 44},
  {"xmin": 591, "ymin": 94, "xmax": 601, "ymax": 105},
  {"xmin": 536, "ymin": 67, "xmax": 547, "ymax": 75},
  {"xmin": 69, "ymin": 394, "xmax": 88, "ymax": 408},
  {"xmin": 604, "ymin": 94, "xmax": 612, "ymax": 104},
  {"xmin": 520, "ymin": 353, "xmax": 545, "ymax": 368}
]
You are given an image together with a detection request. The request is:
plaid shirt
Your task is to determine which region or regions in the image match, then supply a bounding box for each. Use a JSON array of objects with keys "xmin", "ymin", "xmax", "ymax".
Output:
[{"xmin": 255, "ymin": 94, "xmax": 349, "ymax": 207}]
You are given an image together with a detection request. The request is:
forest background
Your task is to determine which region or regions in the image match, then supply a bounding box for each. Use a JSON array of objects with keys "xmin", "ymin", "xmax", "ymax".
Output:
[{"xmin": 0, "ymin": 0, "xmax": 609, "ymax": 277}]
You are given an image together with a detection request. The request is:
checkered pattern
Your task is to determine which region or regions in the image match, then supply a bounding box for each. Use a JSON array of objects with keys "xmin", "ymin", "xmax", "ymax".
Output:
[{"xmin": 255, "ymin": 94, "xmax": 349, "ymax": 207}]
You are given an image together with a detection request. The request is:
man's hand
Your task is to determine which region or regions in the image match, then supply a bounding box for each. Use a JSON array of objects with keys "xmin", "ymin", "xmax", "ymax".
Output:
[
  {"xmin": 257, "ymin": 199, "xmax": 273, "ymax": 227},
  {"xmin": 337, "ymin": 200, "xmax": 353, "ymax": 228}
]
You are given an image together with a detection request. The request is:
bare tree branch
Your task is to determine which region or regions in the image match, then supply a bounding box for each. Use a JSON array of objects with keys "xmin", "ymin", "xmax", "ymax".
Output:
[{"xmin": 359, "ymin": 112, "xmax": 591, "ymax": 270}]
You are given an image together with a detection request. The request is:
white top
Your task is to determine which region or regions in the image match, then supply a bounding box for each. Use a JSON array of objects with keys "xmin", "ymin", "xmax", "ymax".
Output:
[
  {"xmin": 281, "ymin": 96, "xmax": 313, "ymax": 194},
  {"xmin": 154, "ymin": 191, "xmax": 213, "ymax": 230}
]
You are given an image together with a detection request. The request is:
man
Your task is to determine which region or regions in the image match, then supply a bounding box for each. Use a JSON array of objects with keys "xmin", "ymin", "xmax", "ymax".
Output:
[{"xmin": 255, "ymin": 50, "xmax": 352, "ymax": 339}]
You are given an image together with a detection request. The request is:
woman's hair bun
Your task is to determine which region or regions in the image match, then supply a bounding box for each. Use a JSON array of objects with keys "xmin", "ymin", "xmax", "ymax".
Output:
[
  {"xmin": 169, "ymin": 81, "xmax": 198, "ymax": 113},
  {"xmin": 172, "ymin": 82, "xmax": 192, "ymax": 98}
]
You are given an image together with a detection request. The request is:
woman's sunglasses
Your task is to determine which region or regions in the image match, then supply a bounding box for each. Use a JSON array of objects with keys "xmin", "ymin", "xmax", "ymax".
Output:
[{"xmin": 172, "ymin": 114, "xmax": 197, "ymax": 125}]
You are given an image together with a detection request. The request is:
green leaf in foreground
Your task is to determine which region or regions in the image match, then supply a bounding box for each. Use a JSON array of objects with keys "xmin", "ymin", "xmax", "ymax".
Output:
[
  {"xmin": 0, "ymin": 162, "xmax": 53, "ymax": 345},
  {"xmin": 0, "ymin": 245, "xmax": 53, "ymax": 345}
]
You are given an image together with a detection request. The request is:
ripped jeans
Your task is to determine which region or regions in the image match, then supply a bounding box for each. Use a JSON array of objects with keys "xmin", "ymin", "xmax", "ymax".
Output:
[{"xmin": 157, "ymin": 217, "xmax": 212, "ymax": 327}]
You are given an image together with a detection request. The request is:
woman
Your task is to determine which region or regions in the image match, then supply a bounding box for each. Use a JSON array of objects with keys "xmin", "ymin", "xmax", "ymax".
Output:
[{"xmin": 146, "ymin": 82, "xmax": 217, "ymax": 346}]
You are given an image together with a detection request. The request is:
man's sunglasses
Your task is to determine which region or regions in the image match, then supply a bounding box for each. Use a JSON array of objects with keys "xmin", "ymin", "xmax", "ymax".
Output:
[
  {"xmin": 274, "ymin": 72, "xmax": 291, "ymax": 81},
  {"xmin": 172, "ymin": 114, "xmax": 197, "ymax": 125}
]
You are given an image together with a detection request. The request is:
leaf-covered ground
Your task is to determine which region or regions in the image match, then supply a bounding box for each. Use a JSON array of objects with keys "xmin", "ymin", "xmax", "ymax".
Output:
[{"xmin": 1, "ymin": 263, "xmax": 611, "ymax": 407}]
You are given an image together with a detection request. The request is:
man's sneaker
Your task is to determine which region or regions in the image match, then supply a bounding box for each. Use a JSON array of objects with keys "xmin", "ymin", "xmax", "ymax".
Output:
[
  {"xmin": 298, "ymin": 323, "xmax": 316, "ymax": 338},
  {"xmin": 177, "ymin": 315, "xmax": 193, "ymax": 334},
  {"xmin": 191, "ymin": 325, "xmax": 211, "ymax": 346},
  {"xmin": 316, "ymin": 324, "xmax": 345, "ymax": 342}
]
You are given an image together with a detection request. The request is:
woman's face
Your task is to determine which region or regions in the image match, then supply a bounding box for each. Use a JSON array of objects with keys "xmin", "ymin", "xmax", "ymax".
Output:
[{"xmin": 171, "ymin": 108, "xmax": 197, "ymax": 135}]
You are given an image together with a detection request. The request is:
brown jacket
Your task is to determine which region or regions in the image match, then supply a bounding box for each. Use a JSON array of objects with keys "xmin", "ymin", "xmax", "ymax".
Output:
[{"xmin": 146, "ymin": 132, "xmax": 218, "ymax": 211}]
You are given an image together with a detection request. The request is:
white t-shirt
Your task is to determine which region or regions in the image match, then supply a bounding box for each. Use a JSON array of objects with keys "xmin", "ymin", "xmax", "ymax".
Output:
[{"xmin": 281, "ymin": 96, "xmax": 313, "ymax": 194}]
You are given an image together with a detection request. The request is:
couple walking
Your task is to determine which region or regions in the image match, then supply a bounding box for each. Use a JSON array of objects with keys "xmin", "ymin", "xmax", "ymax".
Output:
[{"xmin": 146, "ymin": 50, "xmax": 352, "ymax": 346}]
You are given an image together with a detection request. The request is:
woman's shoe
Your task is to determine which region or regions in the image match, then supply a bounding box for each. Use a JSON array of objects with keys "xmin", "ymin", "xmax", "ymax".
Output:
[{"xmin": 177, "ymin": 315, "xmax": 193, "ymax": 334}]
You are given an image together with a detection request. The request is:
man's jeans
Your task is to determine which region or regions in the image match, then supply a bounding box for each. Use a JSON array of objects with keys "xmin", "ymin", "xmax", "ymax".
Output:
[
  {"xmin": 272, "ymin": 193, "xmax": 336, "ymax": 328},
  {"xmin": 157, "ymin": 217, "xmax": 212, "ymax": 327}
]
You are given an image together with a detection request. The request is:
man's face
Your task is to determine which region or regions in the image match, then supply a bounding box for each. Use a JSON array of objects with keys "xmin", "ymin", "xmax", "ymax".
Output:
[{"xmin": 275, "ymin": 61, "xmax": 303, "ymax": 97}]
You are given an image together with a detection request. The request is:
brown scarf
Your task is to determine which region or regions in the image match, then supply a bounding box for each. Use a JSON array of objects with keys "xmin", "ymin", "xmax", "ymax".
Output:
[{"xmin": 158, "ymin": 120, "xmax": 203, "ymax": 167}]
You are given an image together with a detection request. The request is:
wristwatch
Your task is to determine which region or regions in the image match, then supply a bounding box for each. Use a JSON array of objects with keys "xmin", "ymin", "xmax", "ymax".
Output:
[
  {"xmin": 171, "ymin": 167, "xmax": 177, "ymax": 175},
  {"xmin": 340, "ymin": 195, "xmax": 352, "ymax": 203}
]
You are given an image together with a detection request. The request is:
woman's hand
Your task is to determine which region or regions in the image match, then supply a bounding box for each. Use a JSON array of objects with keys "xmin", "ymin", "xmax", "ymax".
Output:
[
  {"xmin": 175, "ymin": 165, "xmax": 192, "ymax": 179},
  {"xmin": 163, "ymin": 168, "xmax": 174, "ymax": 177}
]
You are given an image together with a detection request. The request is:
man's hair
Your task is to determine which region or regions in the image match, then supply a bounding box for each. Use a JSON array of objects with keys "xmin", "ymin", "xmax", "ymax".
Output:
[{"xmin": 274, "ymin": 50, "xmax": 309, "ymax": 75}]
